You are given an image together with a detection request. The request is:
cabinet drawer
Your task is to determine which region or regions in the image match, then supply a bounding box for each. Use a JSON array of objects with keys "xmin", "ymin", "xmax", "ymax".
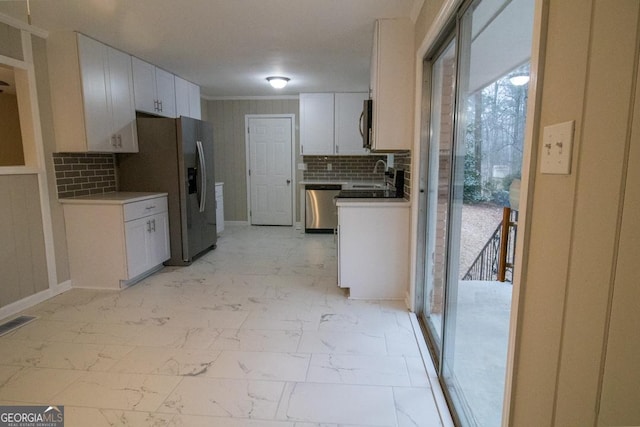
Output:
[{"xmin": 124, "ymin": 197, "xmax": 168, "ymax": 221}]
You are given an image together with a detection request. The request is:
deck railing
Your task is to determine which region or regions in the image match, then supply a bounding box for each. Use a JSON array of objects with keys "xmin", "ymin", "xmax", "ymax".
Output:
[{"xmin": 463, "ymin": 207, "xmax": 518, "ymax": 282}]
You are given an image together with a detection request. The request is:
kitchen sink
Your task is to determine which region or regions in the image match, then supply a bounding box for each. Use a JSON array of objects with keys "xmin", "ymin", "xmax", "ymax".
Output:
[
  {"xmin": 350, "ymin": 184, "xmax": 383, "ymax": 189},
  {"xmin": 345, "ymin": 182, "xmax": 386, "ymax": 190}
]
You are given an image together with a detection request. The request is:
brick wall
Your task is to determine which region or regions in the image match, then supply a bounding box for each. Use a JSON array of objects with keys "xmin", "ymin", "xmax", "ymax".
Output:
[
  {"xmin": 394, "ymin": 152, "xmax": 411, "ymax": 200},
  {"xmin": 53, "ymin": 153, "xmax": 117, "ymax": 198},
  {"xmin": 429, "ymin": 55, "xmax": 456, "ymax": 315}
]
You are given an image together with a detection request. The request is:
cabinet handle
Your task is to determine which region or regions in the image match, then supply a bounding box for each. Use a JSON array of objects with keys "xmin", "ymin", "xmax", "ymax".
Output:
[
  {"xmin": 159, "ymin": 100, "xmax": 163, "ymax": 112},
  {"xmin": 145, "ymin": 205, "xmax": 156, "ymax": 210},
  {"xmin": 146, "ymin": 220, "xmax": 151, "ymax": 233},
  {"xmin": 336, "ymin": 145, "xmax": 339, "ymax": 154},
  {"xmin": 117, "ymin": 134, "xmax": 122, "ymax": 147},
  {"xmin": 111, "ymin": 135, "xmax": 117, "ymax": 147},
  {"xmin": 153, "ymin": 100, "xmax": 158, "ymax": 111},
  {"xmin": 152, "ymin": 219, "xmax": 156, "ymax": 232}
]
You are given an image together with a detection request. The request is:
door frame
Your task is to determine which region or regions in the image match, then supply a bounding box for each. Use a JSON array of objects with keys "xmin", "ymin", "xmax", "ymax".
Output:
[{"xmin": 244, "ymin": 114, "xmax": 296, "ymax": 226}]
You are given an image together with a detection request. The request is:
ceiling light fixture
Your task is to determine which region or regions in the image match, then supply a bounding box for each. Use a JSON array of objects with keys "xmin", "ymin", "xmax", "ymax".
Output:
[
  {"xmin": 266, "ymin": 76, "xmax": 290, "ymax": 89},
  {"xmin": 509, "ymin": 73, "xmax": 530, "ymax": 86}
]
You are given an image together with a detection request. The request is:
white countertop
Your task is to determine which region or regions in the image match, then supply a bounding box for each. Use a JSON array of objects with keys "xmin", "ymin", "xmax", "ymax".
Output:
[{"xmin": 59, "ymin": 192, "xmax": 168, "ymax": 205}]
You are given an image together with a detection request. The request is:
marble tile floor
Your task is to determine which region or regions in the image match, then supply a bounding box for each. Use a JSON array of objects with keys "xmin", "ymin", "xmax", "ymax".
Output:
[{"xmin": 0, "ymin": 225, "xmax": 452, "ymax": 426}]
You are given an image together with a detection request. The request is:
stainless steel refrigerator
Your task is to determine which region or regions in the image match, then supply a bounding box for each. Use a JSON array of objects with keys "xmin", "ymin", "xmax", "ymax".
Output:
[{"xmin": 117, "ymin": 116, "xmax": 217, "ymax": 265}]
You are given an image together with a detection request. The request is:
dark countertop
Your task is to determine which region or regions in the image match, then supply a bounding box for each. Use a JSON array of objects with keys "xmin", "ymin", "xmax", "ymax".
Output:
[{"xmin": 335, "ymin": 189, "xmax": 402, "ymax": 199}]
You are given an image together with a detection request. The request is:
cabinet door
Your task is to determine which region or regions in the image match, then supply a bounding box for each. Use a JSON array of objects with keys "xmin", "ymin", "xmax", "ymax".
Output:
[
  {"xmin": 370, "ymin": 19, "xmax": 414, "ymax": 151},
  {"xmin": 188, "ymin": 81, "xmax": 201, "ymax": 120},
  {"xmin": 149, "ymin": 212, "xmax": 170, "ymax": 265},
  {"xmin": 335, "ymin": 93, "xmax": 368, "ymax": 155},
  {"xmin": 174, "ymin": 76, "xmax": 190, "ymax": 118},
  {"xmin": 125, "ymin": 216, "xmax": 152, "ymax": 278},
  {"xmin": 132, "ymin": 57, "xmax": 157, "ymax": 114},
  {"xmin": 155, "ymin": 68, "xmax": 176, "ymax": 118},
  {"xmin": 107, "ymin": 47, "xmax": 138, "ymax": 152},
  {"xmin": 300, "ymin": 93, "xmax": 334, "ymax": 155},
  {"xmin": 77, "ymin": 34, "xmax": 112, "ymax": 152}
]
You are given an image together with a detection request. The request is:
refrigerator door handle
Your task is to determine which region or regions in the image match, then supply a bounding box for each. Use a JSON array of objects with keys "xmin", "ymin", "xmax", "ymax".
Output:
[{"xmin": 196, "ymin": 140, "xmax": 207, "ymax": 213}]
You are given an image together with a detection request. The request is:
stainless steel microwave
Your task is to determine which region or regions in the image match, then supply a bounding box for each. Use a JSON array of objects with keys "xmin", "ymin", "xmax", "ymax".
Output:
[{"xmin": 360, "ymin": 99, "xmax": 373, "ymax": 150}]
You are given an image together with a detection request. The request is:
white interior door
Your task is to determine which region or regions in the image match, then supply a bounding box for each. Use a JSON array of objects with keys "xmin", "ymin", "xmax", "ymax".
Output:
[{"xmin": 248, "ymin": 117, "xmax": 293, "ymax": 225}]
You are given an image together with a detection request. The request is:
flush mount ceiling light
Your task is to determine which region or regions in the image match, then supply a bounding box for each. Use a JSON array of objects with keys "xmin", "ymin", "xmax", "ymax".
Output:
[
  {"xmin": 266, "ymin": 76, "xmax": 290, "ymax": 89},
  {"xmin": 509, "ymin": 73, "xmax": 530, "ymax": 86}
]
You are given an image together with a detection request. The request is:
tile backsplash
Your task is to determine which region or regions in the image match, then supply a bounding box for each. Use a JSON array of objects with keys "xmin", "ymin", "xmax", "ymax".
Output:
[
  {"xmin": 53, "ymin": 153, "xmax": 116, "ymax": 198},
  {"xmin": 394, "ymin": 152, "xmax": 412, "ymax": 200},
  {"xmin": 302, "ymin": 155, "xmax": 387, "ymax": 181},
  {"xmin": 303, "ymin": 153, "xmax": 412, "ymax": 199}
]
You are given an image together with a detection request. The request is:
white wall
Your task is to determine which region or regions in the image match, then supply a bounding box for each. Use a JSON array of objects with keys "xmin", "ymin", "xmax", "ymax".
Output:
[{"xmin": 204, "ymin": 99, "xmax": 300, "ymax": 222}]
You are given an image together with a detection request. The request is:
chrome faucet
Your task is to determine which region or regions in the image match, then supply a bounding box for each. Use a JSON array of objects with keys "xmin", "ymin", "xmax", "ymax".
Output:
[{"xmin": 373, "ymin": 159, "xmax": 387, "ymax": 174}]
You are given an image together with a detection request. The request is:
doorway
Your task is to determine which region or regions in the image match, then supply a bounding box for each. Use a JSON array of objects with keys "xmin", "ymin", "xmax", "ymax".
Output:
[
  {"xmin": 417, "ymin": 0, "xmax": 534, "ymax": 425},
  {"xmin": 245, "ymin": 115, "xmax": 295, "ymax": 226}
]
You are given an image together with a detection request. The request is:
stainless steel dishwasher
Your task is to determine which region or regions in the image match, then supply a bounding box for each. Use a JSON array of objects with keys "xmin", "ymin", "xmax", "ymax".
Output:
[{"xmin": 305, "ymin": 184, "xmax": 342, "ymax": 233}]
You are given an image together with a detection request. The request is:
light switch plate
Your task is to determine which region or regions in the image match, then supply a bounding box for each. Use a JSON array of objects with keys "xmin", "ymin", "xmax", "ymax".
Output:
[{"xmin": 541, "ymin": 120, "xmax": 574, "ymax": 175}]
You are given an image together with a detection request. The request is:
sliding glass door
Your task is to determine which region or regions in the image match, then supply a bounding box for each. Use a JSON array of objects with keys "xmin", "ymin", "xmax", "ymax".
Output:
[
  {"xmin": 418, "ymin": 0, "xmax": 534, "ymax": 425},
  {"xmin": 421, "ymin": 37, "xmax": 456, "ymax": 357}
]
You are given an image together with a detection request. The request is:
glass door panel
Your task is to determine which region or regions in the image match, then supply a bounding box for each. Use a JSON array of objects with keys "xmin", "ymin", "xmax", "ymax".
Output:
[
  {"xmin": 421, "ymin": 39, "xmax": 457, "ymax": 353},
  {"xmin": 440, "ymin": 0, "xmax": 533, "ymax": 426}
]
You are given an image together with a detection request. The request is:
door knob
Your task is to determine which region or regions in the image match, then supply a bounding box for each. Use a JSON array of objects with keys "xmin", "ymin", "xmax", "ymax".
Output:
[{"xmin": 286, "ymin": 179, "xmax": 291, "ymax": 185}]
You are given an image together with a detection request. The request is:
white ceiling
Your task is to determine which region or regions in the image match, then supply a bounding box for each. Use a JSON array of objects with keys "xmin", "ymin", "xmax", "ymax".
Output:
[{"xmin": 0, "ymin": 0, "xmax": 419, "ymax": 98}]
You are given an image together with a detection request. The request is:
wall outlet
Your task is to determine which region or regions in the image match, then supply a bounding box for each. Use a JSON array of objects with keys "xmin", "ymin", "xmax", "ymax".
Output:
[
  {"xmin": 297, "ymin": 163, "xmax": 307, "ymax": 171},
  {"xmin": 327, "ymin": 163, "xmax": 332, "ymax": 171}
]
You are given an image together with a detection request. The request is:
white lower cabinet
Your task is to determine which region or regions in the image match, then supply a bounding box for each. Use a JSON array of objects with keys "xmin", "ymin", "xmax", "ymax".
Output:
[
  {"xmin": 337, "ymin": 201, "xmax": 410, "ymax": 299},
  {"xmin": 62, "ymin": 193, "xmax": 170, "ymax": 289},
  {"xmin": 124, "ymin": 211, "xmax": 170, "ymax": 279}
]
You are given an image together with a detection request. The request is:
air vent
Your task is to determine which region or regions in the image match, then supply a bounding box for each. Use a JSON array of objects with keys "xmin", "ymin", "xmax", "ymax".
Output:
[{"xmin": 0, "ymin": 315, "xmax": 37, "ymax": 337}]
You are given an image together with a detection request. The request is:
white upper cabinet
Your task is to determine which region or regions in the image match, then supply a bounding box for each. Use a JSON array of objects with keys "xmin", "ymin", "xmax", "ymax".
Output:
[
  {"xmin": 47, "ymin": 32, "xmax": 138, "ymax": 153},
  {"xmin": 175, "ymin": 76, "xmax": 189, "ymax": 117},
  {"xmin": 335, "ymin": 92, "xmax": 368, "ymax": 155},
  {"xmin": 188, "ymin": 80, "xmax": 202, "ymax": 120},
  {"xmin": 132, "ymin": 57, "xmax": 176, "ymax": 118},
  {"xmin": 300, "ymin": 92, "xmax": 368, "ymax": 156},
  {"xmin": 106, "ymin": 47, "xmax": 139, "ymax": 152},
  {"xmin": 175, "ymin": 76, "xmax": 202, "ymax": 119},
  {"xmin": 369, "ymin": 18, "xmax": 414, "ymax": 151},
  {"xmin": 300, "ymin": 93, "xmax": 334, "ymax": 155}
]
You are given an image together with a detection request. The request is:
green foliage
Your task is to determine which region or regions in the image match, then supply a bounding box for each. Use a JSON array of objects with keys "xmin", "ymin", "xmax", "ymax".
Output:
[{"xmin": 463, "ymin": 140, "xmax": 485, "ymax": 204}]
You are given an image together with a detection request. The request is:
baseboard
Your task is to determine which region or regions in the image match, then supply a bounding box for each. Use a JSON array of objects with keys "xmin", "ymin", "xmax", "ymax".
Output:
[{"xmin": 0, "ymin": 280, "xmax": 72, "ymax": 322}]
